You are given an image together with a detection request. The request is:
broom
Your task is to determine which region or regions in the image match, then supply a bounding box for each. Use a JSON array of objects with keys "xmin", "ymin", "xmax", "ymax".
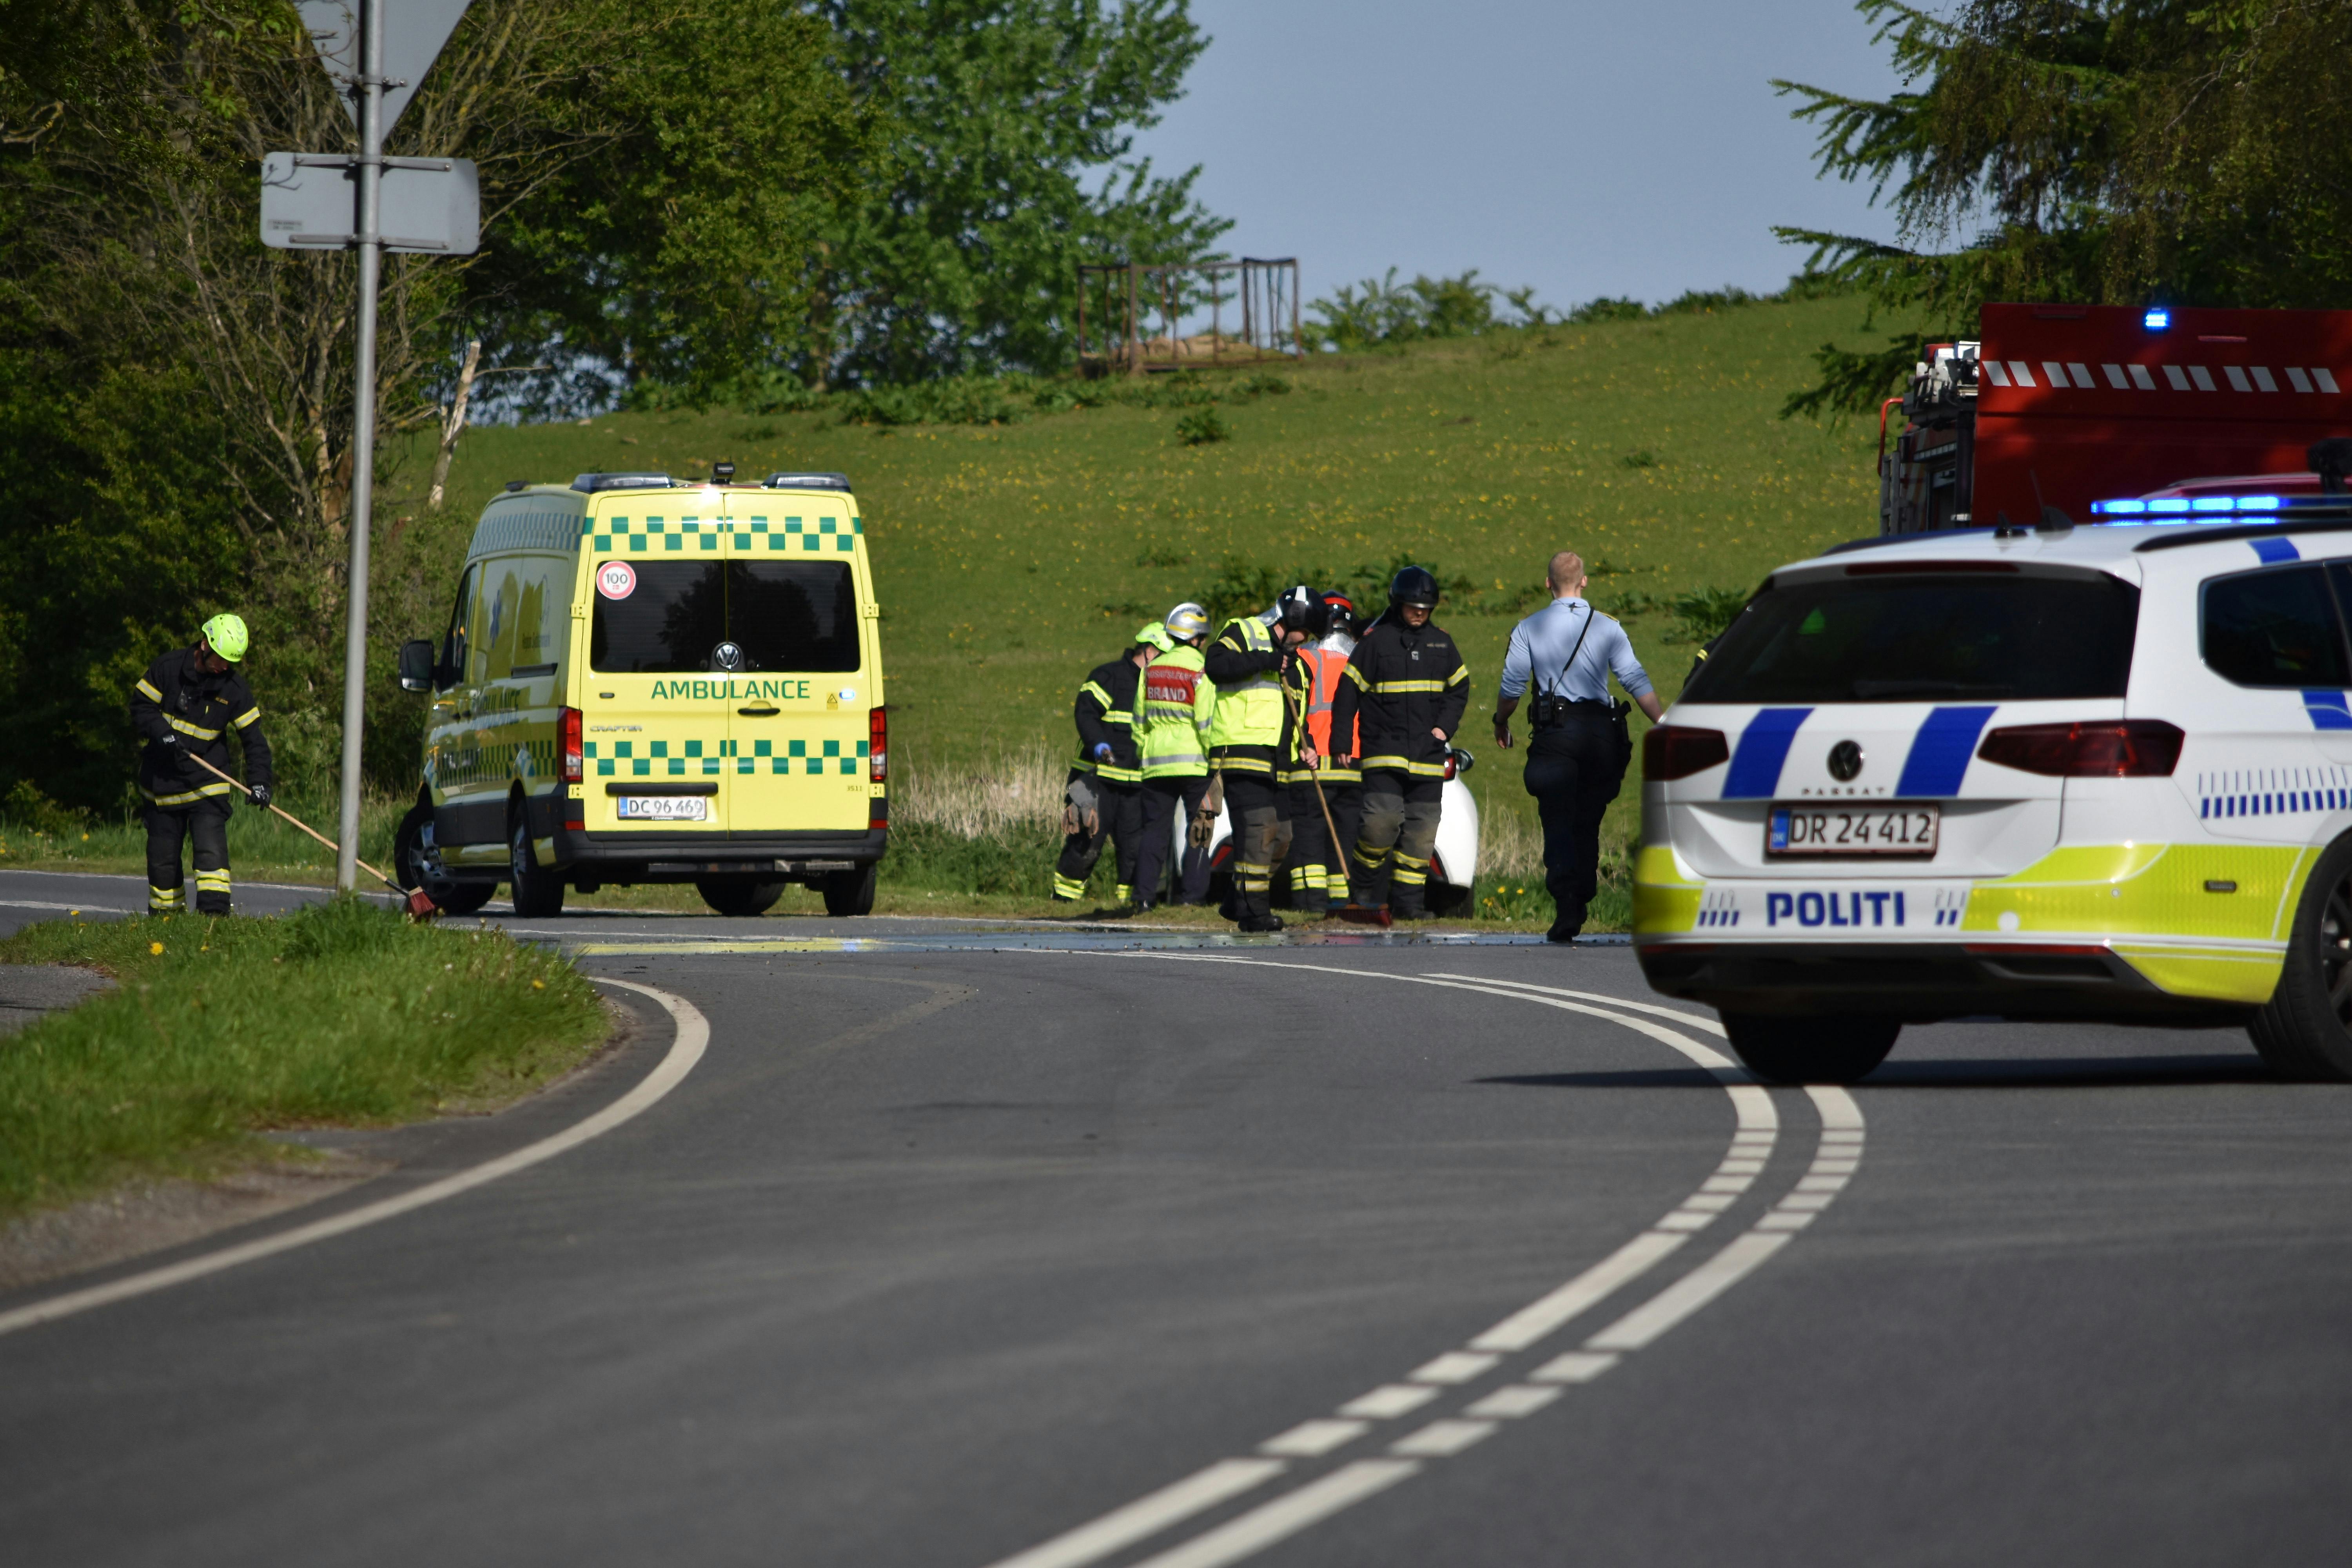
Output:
[{"xmin": 185, "ymin": 753, "xmax": 438, "ymax": 919}]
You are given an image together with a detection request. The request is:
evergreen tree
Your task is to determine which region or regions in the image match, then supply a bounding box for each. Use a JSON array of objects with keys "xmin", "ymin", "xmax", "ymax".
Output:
[{"xmin": 1776, "ymin": 0, "xmax": 2352, "ymax": 416}]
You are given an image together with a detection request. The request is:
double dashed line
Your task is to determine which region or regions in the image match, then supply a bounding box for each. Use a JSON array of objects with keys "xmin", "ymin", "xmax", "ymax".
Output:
[{"xmin": 983, "ymin": 964, "xmax": 1864, "ymax": 1568}]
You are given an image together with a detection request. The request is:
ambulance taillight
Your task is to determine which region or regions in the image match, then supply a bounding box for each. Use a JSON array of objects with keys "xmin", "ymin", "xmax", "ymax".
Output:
[
  {"xmin": 869, "ymin": 706, "xmax": 887, "ymax": 782},
  {"xmin": 560, "ymin": 706, "xmax": 584, "ymax": 784}
]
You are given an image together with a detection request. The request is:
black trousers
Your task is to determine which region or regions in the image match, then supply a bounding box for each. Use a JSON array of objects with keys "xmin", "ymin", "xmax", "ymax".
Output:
[
  {"xmin": 1134, "ymin": 777, "xmax": 1193, "ymax": 906},
  {"xmin": 1521, "ymin": 713, "xmax": 1628, "ymax": 938},
  {"xmin": 1281, "ymin": 781, "xmax": 1335, "ymax": 911},
  {"xmin": 1054, "ymin": 778, "xmax": 1142, "ymax": 901},
  {"xmin": 145, "ymin": 798, "xmax": 233, "ymax": 915},
  {"xmin": 1351, "ymin": 771, "xmax": 1443, "ymax": 916},
  {"xmin": 1223, "ymin": 773, "xmax": 1289, "ymax": 923}
]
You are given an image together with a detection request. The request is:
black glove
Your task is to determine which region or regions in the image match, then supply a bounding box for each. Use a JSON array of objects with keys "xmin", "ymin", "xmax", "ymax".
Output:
[{"xmin": 249, "ymin": 783, "xmax": 272, "ymax": 808}]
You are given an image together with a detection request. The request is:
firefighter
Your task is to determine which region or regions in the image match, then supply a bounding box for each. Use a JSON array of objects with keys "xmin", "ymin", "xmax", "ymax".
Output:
[
  {"xmin": 1329, "ymin": 566, "xmax": 1467, "ymax": 920},
  {"xmin": 1160, "ymin": 602, "xmax": 1219, "ymax": 904},
  {"xmin": 1494, "ymin": 550, "xmax": 1663, "ymax": 942},
  {"xmin": 129, "ymin": 613, "xmax": 274, "ymax": 916},
  {"xmin": 1053, "ymin": 623, "xmax": 1156, "ymax": 904},
  {"xmin": 1205, "ymin": 586, "xmax": 1319, "ymax": 932},
  {"xmin": 1132, "ymin": 610, "xmax": 1214, "ymax": 910},
  {"xmin": 1292, "ymin": 591, "xmax": 1364, "ymax": 914}
]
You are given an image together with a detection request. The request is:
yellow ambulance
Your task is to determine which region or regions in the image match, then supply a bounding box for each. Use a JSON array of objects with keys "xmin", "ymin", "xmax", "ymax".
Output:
[{"xmin": 391, "ymin": 468, "xmax": 887, "ymax": 918}]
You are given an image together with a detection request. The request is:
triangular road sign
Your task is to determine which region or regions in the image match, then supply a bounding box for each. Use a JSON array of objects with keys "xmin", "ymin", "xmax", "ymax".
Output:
[{"xmin": 297, "ymin": 0, "xmax": 474, "ymax": 136}]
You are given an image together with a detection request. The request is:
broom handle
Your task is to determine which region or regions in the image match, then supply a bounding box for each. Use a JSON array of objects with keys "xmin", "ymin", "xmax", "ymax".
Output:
[
  {"xmin": 1281, "ymin": 660, "xmax": 1348, "ymax": 866},
  {"xmin": 183, "ymin": 753, "xmax": 401, "ymax": 892}
]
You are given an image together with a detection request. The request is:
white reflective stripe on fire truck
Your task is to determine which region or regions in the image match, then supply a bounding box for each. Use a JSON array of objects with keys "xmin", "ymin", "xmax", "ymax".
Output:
[{"xmin": 1981, "ymin": 359, "xmax": 2341, "ymax": 394}]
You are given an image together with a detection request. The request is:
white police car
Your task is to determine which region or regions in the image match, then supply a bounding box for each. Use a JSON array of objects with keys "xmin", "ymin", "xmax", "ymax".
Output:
[{"xmin": 1635, "ymin": 496, "xmax": 2352, "ymax": 1083}]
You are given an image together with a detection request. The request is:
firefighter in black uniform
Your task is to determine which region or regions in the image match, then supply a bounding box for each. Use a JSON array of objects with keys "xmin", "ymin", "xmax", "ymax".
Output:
[
  {"xmin": 1053, "ymin": 623, "xmax": 1157, "ymax": 904},
  {"xmin": 1329, "ymin": 567, "xmax": 1468, "ymax": 920},
  {"xmin": 1202, "ymin": 588, "xmax": 1320, "ymax": 933},
  {"xmin": 129, "ymin": 613, "xmax": 274, "ymax": 916}
]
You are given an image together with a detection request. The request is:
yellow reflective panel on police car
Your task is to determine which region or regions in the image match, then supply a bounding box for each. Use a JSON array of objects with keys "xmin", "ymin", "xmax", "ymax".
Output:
[
  {"xmin": 583, "ymin": 553, "xmax": 731, "ymax": 832},
  {"xmin": 720, "ymin": 496, "xmax": 871, "ymax": 832}
]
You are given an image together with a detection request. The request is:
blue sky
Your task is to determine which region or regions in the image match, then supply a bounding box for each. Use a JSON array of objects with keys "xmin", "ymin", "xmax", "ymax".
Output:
[{"xmin": 1124, "ymin": 0, "xmax": 1906, "ymax": 319}]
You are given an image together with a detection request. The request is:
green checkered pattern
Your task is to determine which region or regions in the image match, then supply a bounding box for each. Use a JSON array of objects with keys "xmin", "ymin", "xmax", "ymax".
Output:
[
  {"xmin": 584, "ymin": 513, "xmax": 864, "ymax": 555},
  {"xmin": 584, "ymin": 738, "xmax": 871, "ymax": 777}
]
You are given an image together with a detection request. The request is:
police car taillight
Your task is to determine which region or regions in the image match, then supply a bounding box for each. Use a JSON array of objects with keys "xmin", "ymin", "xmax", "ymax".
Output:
[
  {"xmin": 869, "ymin": 706, "xmax": 887, "ymax": 782},
  {"xmin": 1644, "ymin": 725, "xmax": 1730, "ymax": 780},
  {"xmin": 1976, "ymin": 719, "xmax": 2183, "ymax": 777},
  {"xmin": 559, "ymin": 706, "xmax": 584, "ymax": 784}
]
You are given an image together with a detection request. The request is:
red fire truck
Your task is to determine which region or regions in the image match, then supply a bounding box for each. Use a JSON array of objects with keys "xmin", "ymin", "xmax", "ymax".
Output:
[{"xmin": 1881, "ymin": 302, "xmax": 2352, "ymax": 533}]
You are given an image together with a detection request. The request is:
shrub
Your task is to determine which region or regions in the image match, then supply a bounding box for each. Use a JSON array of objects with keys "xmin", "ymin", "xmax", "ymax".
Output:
[{"xmin": 1175, "ymin": 407, "xmax": 1230, "ymax": 445}]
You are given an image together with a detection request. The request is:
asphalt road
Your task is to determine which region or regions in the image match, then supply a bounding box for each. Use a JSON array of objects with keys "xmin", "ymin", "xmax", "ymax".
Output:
[{"xmin": 2, "ymin": 867, "xmax": 2348, "ymax": 1565}]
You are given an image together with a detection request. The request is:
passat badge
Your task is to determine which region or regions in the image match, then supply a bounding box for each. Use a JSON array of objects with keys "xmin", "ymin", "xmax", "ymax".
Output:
[{"xmin": 1828, "ymin": 740, "xmax": 1864, "ymax": 781}]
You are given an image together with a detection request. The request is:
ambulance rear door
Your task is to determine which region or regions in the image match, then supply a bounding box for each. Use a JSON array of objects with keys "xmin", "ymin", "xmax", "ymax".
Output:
[{"xmin": 719, "ymin": 491, "xmax": 873, "ymax": 835}]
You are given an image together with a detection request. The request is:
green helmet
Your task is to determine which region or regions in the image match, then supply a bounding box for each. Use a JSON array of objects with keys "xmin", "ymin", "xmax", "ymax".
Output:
[
  {"xmin": 1134, "ymin": 621, "xmax": 1174, "ymax": 652},
  {"xmin": 200, "ymin": 613, "xmax": 250, "ymax": 662}
]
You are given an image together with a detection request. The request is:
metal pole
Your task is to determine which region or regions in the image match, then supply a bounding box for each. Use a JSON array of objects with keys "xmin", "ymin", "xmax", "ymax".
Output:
[{"xmin": 335, "ymin": 0, "xmax": 384, "ymax": 893}]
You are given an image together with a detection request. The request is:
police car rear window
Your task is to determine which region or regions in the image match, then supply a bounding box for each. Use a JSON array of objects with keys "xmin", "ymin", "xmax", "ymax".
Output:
[
  {"xmin": 1683, "ymin": 572, "xmax": 2139, "ymax": 704},
  {"xmin": 592, "ymin": 561, "xmax": 860, "ymax": 673}
]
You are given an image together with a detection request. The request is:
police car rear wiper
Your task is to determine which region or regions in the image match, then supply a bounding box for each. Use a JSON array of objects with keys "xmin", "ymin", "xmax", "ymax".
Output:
[{"xmin": 1850, "ymin": 678, "xmax": 2005, "ymax": 699}]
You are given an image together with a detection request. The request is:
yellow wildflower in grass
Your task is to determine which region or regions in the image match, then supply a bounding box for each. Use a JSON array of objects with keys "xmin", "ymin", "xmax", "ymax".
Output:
[{"xmin": 149, "ymin": 941, "xmax": 163, "ymax": 955}]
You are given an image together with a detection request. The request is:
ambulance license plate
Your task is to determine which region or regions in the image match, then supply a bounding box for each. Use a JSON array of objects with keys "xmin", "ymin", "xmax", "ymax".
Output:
[
  {"xmin": 617, "ymin": 796, "xmax": 708, "ymax": 822},
  {"xmin": 1767, "ymin": 803, "xmax": 1938, "ymax": 857}
]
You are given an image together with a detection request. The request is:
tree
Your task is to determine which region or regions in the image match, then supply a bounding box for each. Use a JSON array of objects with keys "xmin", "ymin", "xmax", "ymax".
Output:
[
  {"xmin": 1774, "ymin": 0, "xmax": 2352, "ymax": 416},
  {"xmin": 798, "ymin": 0, "xmax": 1231, "ymax": 387},
  {"xmin": 0, "ymin": 0, "xmax": 878, "ymax": 807}
]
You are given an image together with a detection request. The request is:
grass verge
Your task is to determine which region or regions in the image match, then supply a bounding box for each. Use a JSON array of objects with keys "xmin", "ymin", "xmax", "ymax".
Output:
[{"xmin": 0, "ymin": 898, "xmax": 608, "ymax": 1220}]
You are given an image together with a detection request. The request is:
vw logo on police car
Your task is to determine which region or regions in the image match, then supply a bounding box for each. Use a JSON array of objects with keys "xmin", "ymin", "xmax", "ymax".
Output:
[
  {"xmin": 1828, "ymin": 739, "xmax": 1865, "ymax": 781},
  {"xmin": 712, "ymin": 641, "xmax": 745, "ymax": 672},
  {"xmin": 595, "ymin": 560, "xmax": 637, "ymax": 601}
]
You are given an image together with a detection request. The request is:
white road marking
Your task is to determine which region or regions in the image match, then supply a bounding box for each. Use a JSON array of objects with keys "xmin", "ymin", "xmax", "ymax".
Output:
[
  {"xmin": 983, "ymin": 1459, "xmax": 1290, "ymax": 1568},
  {"xmin": 1467, "ymin": 1229, "xmax": 1688, "ymax": 1353},
  {"xmin": 0, "ymin": 899, "xmax": 133, "ymax": 914},
  {"xmin": 1124, "ymin": 1462, "xmax": 1422, "ymax": 1568},
  {"xmin": 1421, "ymin": 973, "xmax": 1728, "ymax": 1035},
  {"xmin": 1259, "ymin": 1421, "xmax": 1368, "ymax": 1458},
  {"xmin": 1463, "ymin": 1384, "xmax": 1561, "ymax": 1419},
  {"xmin": 0, "ymin": 978, "xmax": 708, "ymax": 1338},
  {"xmin": 1390, "ymin": 1419, "xmax": 1498, "ymax": 1457},
  {"xmin": 981, "ymin": 960, "xmax": 1858, "ymax": 1568},
  {"xmin": 1583, "ymin": 1232, "xmax": 1795, "ymax": 1353},
  {"xmin": 1408, "ymin": 1351, "xmax": 1500, "ymax": 1384},
  {"xmin": 1529, "ymin": 1351, "xmax": 1620, "ymax": 1383},
  {"xmin": 1339, "ymin": 1384, "xmax": 1442, "ymax": 1419}
]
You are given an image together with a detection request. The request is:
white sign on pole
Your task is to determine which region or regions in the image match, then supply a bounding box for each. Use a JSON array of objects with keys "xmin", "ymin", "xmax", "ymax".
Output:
[
  {"xmin": 296, "ymin": 0, "xmax": 475, "ymax": 136},
  {"xmin": 260, "ymin": 152, "xmax": 479, "ymax": 254}
]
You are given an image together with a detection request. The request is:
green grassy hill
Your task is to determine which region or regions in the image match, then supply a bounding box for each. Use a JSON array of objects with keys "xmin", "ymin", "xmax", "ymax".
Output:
[{"xmin": 408, "ymin": 294, "xmax": 1884, "ymax": 914}]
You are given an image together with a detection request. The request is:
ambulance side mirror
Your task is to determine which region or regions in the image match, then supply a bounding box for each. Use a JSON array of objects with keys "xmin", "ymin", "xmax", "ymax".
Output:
[{"xmin": 397, "ymin": 639, "xmax": 436, "ymax": 693}]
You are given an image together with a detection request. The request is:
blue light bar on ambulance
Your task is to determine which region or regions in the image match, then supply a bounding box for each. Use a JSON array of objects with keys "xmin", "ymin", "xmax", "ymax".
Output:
[{"xmin": 2143, "ymin": 307, "xmax": 2171, "ymax": 330}]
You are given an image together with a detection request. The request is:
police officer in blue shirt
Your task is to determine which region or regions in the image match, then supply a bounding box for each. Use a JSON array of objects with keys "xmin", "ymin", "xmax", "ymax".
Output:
[{"xmin": 1494, "ymin": 551, "xmax": 1663, "ymax": 943}]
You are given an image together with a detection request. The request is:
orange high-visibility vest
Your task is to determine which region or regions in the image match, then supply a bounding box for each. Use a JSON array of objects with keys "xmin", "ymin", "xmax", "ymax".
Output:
[{"xmin": 1300, "ymin": 645, "xmax": 1357, "ymax": 757}]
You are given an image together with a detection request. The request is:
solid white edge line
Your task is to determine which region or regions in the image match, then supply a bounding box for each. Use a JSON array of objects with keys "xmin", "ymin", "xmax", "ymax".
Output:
[
  {"xmin": 980, "ymin": 1459, "xmax": 1290, "ymax": 1568},
  {"xmin": 1126, "ymin": 1461, "xmax": 1423, "ymax": 1568},
  {"xmin": 0, "ymin": 977, "xmax": 708, "ymax": 1339}
]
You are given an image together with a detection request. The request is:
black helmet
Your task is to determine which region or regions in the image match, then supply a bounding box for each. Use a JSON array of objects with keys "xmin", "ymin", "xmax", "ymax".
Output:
[
  {"xmin": 1275, "ymin": 583, "xmax": 1324, "ymax": 636},
  {"xmin": 1320, "ymin": 591, "xmax": 1356, "ymax": 635},
  {"xmin": 1390, "ymin": 565, "xmax": 1440, "ymax": 609}
]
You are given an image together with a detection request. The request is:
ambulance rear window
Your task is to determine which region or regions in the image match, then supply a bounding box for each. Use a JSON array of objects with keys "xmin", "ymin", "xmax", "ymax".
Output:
[
  {"xmin": 1684, "ymin": 571, "xmax": 2138, "ymax": 704},
  {"xmin": 592, "ymin": 561, "xmax": 860, "ymax": 673}
]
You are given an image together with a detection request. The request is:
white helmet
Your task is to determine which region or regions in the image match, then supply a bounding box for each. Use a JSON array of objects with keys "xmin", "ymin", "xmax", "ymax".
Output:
[{"xmin": 1165, "ymin": 602, "xmax": 1209, "ymax": 642}]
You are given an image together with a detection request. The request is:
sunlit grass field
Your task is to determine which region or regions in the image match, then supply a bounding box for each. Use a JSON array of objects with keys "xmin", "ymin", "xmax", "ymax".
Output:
[{"xmin": 7, "ymin": 296, "xmax": 1887, "ymax": 927}]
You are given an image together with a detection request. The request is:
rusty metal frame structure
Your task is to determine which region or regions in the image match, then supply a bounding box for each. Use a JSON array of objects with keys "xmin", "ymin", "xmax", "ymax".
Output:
[{"xmin": 1077, "ymin": 258, "xmax": 1302, "ymax": 375}]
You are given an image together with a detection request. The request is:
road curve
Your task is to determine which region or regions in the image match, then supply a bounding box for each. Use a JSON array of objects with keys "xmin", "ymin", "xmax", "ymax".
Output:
[{"xmin": 1, "ymin": 869, "xmax": 2348, "ymax": 1566}]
